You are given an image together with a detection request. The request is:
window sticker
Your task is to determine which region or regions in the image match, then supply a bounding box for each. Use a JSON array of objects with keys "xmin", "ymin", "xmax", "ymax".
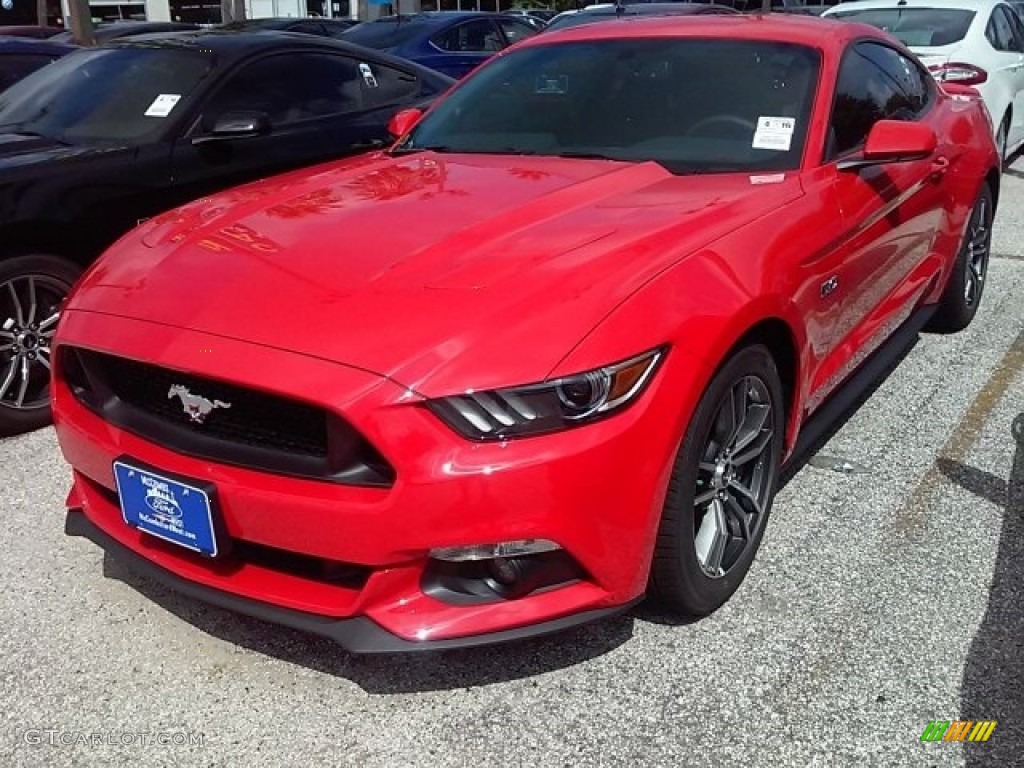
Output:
[
  {"xmin": 752, "ymin": 116, "xmax": 795, "ymax": 151},
  {"xmin": 144, "ymin": 94, "xmax": 182, "ymax": 118},
  {"xmin": 535, "ymin": 74, "xmax": 568, "ymax": 95},
  {"xmin": 359, "ymin": 63, "xmax": 379, "ymax": 88},
  {"xmin": 749, "ymin": 173, "xmax": 786, "ymax": 185}
]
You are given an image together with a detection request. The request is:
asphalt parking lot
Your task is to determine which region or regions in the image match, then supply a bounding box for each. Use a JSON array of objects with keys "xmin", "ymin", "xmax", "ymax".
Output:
[{"xmin": 2, "ymin": 162, "xmax": 1023, "ymax": 768}]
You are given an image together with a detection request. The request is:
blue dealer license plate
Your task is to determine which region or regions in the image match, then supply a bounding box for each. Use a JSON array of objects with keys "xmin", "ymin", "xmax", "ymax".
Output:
[{"xmin": 113, "ymin": 460, "xmax": 219, "ymax": 557}]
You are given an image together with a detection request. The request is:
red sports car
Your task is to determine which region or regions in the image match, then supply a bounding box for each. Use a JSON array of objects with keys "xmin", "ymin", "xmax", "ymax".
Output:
[{"xmin": 53, "ymin": 15, "xmax": 999, "ymax": 651}]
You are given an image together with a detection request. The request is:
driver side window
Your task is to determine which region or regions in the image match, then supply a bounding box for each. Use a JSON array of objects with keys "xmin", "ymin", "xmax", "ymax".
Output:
[
  {"xmin": 200, "ymin": 53, "xmax": 367, "ymax": 130},
  {"xmin": 826, "ymin": 43, "xmax": 927, "ymax": 161}
]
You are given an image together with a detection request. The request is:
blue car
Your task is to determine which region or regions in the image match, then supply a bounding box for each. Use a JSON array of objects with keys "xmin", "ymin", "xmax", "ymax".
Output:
[
  {"xmin": 342, "ymin": 12, "xmax": 539, "ymax": 79},
  {"xmin": 0, "ymin": 38, "xmax": 75, "ymax": 92}
]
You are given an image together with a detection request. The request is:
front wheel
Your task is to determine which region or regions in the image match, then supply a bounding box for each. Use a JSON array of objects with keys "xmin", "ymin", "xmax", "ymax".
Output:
[
  {"xmin": 0, "ymin": 254, "xmax": 81, "ymax": 437},
  {"xmin": 926, "ymin": 184, "xmax": 993, "ymax": 334},
  {"xmin": 649, "ymin": 344, "xmax": 784, "ymax": 616}
]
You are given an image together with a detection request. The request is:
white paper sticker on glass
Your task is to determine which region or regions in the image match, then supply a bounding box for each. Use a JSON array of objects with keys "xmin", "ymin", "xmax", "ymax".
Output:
[
  {"xmin": 752, "ymin": 116, "xmax": 795, "ymax": 151},
  {"xmin": 145, "ymin": 94, "xmax": 182, "ymax": 118},
  {"xmin": 359, "ymin": 63, "xmax": 379, "ymax": 88}
]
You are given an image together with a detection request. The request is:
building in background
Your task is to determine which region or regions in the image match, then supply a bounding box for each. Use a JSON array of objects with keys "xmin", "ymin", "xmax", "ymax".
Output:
[
  {"xmin": 0, "ymin": 0, "xmax": 63, "ymax": 25},
  {"xmin": 45, "ymin": 0, "xmax": 364, "ymax": 23}
]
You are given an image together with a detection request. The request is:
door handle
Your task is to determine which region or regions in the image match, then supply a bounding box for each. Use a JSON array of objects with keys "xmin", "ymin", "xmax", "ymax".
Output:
[{"xmin": 930, "ymin": 156, "xmax": 950, "ymax": 180}]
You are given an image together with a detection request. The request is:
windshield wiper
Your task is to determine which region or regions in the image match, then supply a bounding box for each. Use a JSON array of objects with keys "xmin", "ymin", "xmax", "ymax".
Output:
[
  {"xmin": 389, "ymin": 144, "xmax": 454, "ymax": 155},
  {"xmin": 2, "ymin": 128, "xmax": 66, "ymax": 145},
  {"xmin": 554, "ymin": 150, "xmax": 622, "ymax": 161}
]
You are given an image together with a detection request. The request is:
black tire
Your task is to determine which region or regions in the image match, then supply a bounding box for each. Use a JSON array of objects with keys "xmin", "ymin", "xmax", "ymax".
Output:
[
  {"xmin": 0, "ymin": 253, "xmax": 81, "ymax": 437},
  {"xmin": 926, "ymin": 184, "xmax": 994, "ymax": 334},
  {"xmin": 649, "ymin": 344, "xmax": 784, "ymax": 616}
]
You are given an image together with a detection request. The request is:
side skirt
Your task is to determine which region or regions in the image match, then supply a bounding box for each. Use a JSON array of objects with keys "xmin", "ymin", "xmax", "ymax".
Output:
[{"xmin": 782, "ymin": 304, "xmax": 937, "ymax": 481}]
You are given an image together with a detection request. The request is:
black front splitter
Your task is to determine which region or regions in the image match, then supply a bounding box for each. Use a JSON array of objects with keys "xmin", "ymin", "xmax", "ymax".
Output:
[{"xmin": 65, "ymin": 509, "xmax": 634, "ymax": 654}]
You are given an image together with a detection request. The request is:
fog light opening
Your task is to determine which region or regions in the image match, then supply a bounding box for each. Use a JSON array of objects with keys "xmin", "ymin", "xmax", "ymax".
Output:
[
  {"xmin": 483, "ymin": 555, "xmax": 543, "ymax": 599},
  {"xmin": 486, "ymin": 556, "xmax": 521, "ymax": 586},
  {"xmin": 422, "ymin": 545, "xmax": 586, "ymax": 605}
]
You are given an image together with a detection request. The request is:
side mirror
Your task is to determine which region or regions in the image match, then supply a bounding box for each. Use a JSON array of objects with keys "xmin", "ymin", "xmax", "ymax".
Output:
[
  {"xmin": 388, "ymin": 108, "xmax": 423, "ymax": 139},
  {"xmin": 192, "ymin": 111, "xmax": 271, "ymax": 146},
  {"xmin": 838, "ymin": 120, "xmax": 937, "ymax": 172}
]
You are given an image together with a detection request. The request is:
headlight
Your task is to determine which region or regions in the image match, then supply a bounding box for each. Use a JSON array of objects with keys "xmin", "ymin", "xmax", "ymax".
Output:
[{"xmin": 427, "ymin": 347, "xmax": 666, "ymax": 440}]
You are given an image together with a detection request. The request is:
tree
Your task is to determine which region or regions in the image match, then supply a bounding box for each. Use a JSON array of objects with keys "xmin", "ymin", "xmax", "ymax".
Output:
[{"xmin": 68, "ymin": 0, "xmax": 95, "ymax": 45}]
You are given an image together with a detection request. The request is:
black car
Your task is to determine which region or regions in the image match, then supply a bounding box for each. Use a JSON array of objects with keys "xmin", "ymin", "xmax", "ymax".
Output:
[
  {"xmin": 0, "ymin": 26, "xmax": 65, "ymax": 39},
  {"xmin": 0, "ymin": 37, "xmax": 75, "ymax": 92},
  {"xmin": 50, "ymin": 21, "xmax": 202, "ymax": 44},
  {"xmin": 219, "ymin": 17, "xmax": 359, "ymax": 37},
  {"xmin": 0, "ymin": 30, "xmax": 453, "ymax": 435}
]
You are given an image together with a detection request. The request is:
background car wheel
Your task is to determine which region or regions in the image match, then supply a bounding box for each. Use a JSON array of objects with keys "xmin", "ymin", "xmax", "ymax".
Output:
[
  {"xmin": 926, "ymin": 184, "xmax": 994, "ymax": 334},
  {"xmin": 649, "ymin": 344, "xmax": 784, "ymax": 616},
  {"xmin": 0, "ymin": 254, "xmax": 81, "ymax": 437}
]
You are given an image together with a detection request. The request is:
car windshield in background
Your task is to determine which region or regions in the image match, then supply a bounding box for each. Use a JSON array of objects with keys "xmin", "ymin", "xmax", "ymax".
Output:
[
  {"xmin": 397, "ymin": 38, "xmax": 819, "ymax": 174},
  {"xmin": 341, "ymin": 18, "xmax": 429, "ymax": 49},
  {"xmin": 0, "ymin": 48, "xmax": 212, "ymax": 142},
  {"xmin": 828, "ymin": 8, "xmax": 976, "ymax": 46}
]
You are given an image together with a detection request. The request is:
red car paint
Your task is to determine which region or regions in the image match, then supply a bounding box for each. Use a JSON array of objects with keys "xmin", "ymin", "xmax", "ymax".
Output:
[{"xmin": 53, "ymin": 16, "xmax": 999, "ymax": 648}]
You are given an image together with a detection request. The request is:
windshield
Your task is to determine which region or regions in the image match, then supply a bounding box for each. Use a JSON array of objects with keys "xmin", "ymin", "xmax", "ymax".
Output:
[
  {"xmin": 0, "ymin": 47, "xmax": 213, "ymax": 142},
  {"xmin": 397, "ymin": 39, "xmax": 819, "ymax": 174},
  {"xmin": 341, "ymin": 18, "xmax": 429, "ymax": 49},
  {"xmin": 827, "ymin": 8, "xmax": 976, "ymax": 47}
]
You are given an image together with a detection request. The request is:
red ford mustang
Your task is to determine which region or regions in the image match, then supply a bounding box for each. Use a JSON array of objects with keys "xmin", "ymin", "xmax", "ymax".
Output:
[{"xmin": 52, "ymin": 15, "xmax": 999, "ymax": 651}]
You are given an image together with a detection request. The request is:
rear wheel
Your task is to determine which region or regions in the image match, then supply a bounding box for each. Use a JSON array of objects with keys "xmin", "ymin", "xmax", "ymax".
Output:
[
  {"xmin": 926, "ymin": 184, "xmax": 993, "ymax": 334},
  {"xmin": 649, "ymin": 344, "xmax": 784, "ymax": 616},
  {"xmin": 0, "ymin": 254, "xmax": 81, "ymax": 437}
]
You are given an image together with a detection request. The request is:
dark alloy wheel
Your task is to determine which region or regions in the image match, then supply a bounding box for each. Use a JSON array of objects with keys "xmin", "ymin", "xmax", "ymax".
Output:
[
  {"xmin": 927, "ymin": 184, "xmax": 994, "ymax": 334},
  {"xmin": 649, "ymin": 344, "xmax": 784, "ymax": 616},
  {"xmin": 0, "ymin": 254, "xmax": 81, "ymax": 437}
]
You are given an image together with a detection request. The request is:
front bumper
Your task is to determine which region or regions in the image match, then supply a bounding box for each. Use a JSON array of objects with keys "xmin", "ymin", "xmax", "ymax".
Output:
[
  {"xmin": 64, "ymin": 509, "xmax": 637, "ymax": 653},
  {"xmin": 54, "ymin": 310, "xmax": 697, "ymax": 649}
]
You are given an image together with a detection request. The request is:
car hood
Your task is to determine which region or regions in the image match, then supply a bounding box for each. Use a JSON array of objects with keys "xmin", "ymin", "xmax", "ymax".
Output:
[
  {"xmin": 0, "ymin": 132, "xmax": 129, "ymax": 172},
  {"xmin": 70, "ymin": 153, "xmax": 803, "ymax": 396}
]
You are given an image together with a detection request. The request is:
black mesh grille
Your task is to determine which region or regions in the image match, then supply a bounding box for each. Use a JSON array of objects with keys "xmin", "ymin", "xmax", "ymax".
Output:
[
  {"xmin": 61, "ymin": 347, "xmax": 394, "ymax": 487},
  {"xmin": 96, "ymin": 354, "xmax": 328, "ymax": 457}
]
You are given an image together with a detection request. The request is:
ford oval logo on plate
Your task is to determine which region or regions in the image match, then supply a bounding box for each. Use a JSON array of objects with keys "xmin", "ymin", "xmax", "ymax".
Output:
[{"xmin": 113, "ymin": 460, "xmax": 220, "ymax": 557}]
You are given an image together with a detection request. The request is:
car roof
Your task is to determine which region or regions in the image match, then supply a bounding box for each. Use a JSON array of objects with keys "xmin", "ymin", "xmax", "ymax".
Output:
[
  {"xmin": 95, "ymin": 28, "xmax": 455, "ymax": 81},
  {"xmin": 0, "ymin": 25, "xmax": 62, "ymax": 35},
  {"xmin": 824, "ymin": 0, "xmax": 1002, "ymax": 11},
  {"xmin": 361, "ymin": 11, "xmax": 504, "ymax": 24},
  {"xmin": 0, "ymin": 37, "xmax": 77, "ymax": 55},
  {"xmin": 105, "ymin": 28, "xmax": 359, "ymax": 54},
  {"xmin": 573, "ymin": 2, "xmax": 737, "ymax": 13},
  {"xmin": 531, "ymin": 13, "xmax": 883, "ymax": 48},
  {"xmin": 222, "ymin": 17, "xmax": 354, "ymax": 27}
]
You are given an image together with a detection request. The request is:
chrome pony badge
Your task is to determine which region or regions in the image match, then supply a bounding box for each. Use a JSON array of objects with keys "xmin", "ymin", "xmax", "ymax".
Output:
[{"xmin": 167, "ymin": 384, "xmax": 231, "ymax": 424}]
